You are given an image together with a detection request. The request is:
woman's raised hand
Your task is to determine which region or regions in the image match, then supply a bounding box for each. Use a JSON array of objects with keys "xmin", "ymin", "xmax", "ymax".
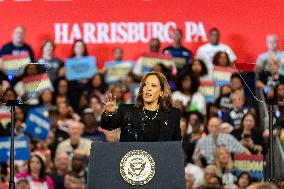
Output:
[{"xmin": 102, "ymin": 93, "xmax": 117, "ymax": 113}]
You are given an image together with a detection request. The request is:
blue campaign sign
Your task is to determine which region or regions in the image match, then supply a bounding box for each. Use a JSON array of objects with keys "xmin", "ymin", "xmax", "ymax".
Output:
[
  {"xmin": 24, "ymin": 108, "xmax": 51, "ymax": 140},
  {"xmin": 105, "ymin": 60, "xmax": 135, "ymax": 84},
  {"xmin": 33, "ymin": 106, "xmax": 49, "ymax": 117},
  {"xmin": 0, "ymin": 136, "xmax": 30, "ymax": 162},
  {"xmin": 65, "ymin": 56, "xmax": 96, "ymax": 81}
]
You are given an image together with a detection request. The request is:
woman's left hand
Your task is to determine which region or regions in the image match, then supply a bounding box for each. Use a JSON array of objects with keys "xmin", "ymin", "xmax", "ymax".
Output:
[{"xmin": 240, "ymin": 138, "xmax": 254, "ymax": 148}]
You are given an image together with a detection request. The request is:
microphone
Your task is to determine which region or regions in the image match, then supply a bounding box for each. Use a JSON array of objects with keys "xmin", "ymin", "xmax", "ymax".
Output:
[
  {"xmin": 139, "ymin": 116, "xmax": 145, "ymax": 132},
  {"xmin": 125, "ymin": 111, "xmax": 145, "ymax": 141},
  {"xmin": 138, "ymin": 116, "xmax": 145, "ymax": 141}
]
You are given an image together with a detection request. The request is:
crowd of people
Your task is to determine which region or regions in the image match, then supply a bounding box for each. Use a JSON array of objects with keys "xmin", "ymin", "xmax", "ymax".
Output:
[{"xmin": 0, "ymin": 25, "xmax": 284, "ymax": 189}]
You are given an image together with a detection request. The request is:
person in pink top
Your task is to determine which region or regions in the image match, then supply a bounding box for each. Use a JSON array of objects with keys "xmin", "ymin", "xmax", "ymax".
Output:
[{"xmin": 15, "ymin": 152, "xmax": 53, "ymax": 189}]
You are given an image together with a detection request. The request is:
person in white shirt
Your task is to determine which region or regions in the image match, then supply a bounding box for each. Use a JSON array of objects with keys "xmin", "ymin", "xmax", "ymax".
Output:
[
  {"xmin": 56, "ymin": 121, "xmax": 92, "ymax": 159},
  {"xmin": 195, "ymin": 28, "xmax": 237, "ymax": 73}
]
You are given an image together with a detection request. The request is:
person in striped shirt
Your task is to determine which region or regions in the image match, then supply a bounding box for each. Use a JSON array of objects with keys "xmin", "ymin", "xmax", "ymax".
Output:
[{"xmin": 193, "ymin": 116, "xmax": 250, "ymax": 166}]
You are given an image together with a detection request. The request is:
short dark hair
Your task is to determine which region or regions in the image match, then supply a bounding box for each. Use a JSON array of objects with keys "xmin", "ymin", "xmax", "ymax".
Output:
[
  {"xmin": 188, "ymin": 111, "xmax": 204, "ymax": 123},
  {"xmin": 188, "ymin": 59, "xmax": 208, "ymax": 76},
  {"xmin": 152, "ymin": 63, "xmax": 173, "ymax": 80},
  {"xmin": 237, "ymin": 172, "xmax": 252, "ymax": 186},
  {"xmin": 176, "ymin": 73, "xmax": 199, "ymax": 94},
  {"xmin": 209, "ymin": 27, "xmax": 220, "ymax": 34},
  {"xmin": 231, "ymin": 72, "xmax": 242, "ymax": 82},
  {"xmin": 213, "ymin": 51, "xmax": 230, "ymax": 67}
]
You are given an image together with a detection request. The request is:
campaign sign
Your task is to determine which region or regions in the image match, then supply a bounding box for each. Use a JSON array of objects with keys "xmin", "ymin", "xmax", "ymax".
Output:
[
  {"xmin": 23, "ymin": 73, "xmax": 53, "ymax": 100},
  {"xmin": 33, "ymin": 106, "xmax": 49, "ymax": 118},
  {"xmin": 199, "ymin": 81, "xmax": 215, "ymax": 103},
  {"xmin": 213, "ymin": 66, "xmax": 235, "ymax": 86},
  {"xmin": 137, "ymin": 52, "xmax": 174, "ymax": 74},
  {"xmin": 172, "ymin": 57, "xmax": 187, "ymax": 69},
  {"xmin": 1, "ymin": 53, "xmax": 30, "ymax": 76},
  {"xmin": 105, "ymin": 61, "xmax": 134, "ymax": 83},
  {"xmin": 65, "ymin": 56, "xmax": 96, "ymax": 81},
  {"xmin": 234, "ymin": 153, "xmax": 264, "ymax": 181},
  {"xmin": 24, "ymin": 108, "xmax": 51, "ymax": 140},
  {"xmin": 0, "ymin": 112, "xmax": 11, "ymax": 126},
  {"xmin": 0, "ymin": 136, "xmax": 30, "ymax": 162}
]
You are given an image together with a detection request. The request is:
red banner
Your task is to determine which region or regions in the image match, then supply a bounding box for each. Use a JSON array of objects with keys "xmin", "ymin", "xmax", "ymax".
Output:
[{"xmin": 1, "ymin": 0, "xmax": 284, "ymax": 69}]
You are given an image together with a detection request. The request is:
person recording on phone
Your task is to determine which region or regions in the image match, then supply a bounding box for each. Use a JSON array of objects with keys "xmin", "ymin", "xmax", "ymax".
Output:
[{"xmin": 101, "ymin": 72, "xmax": 181, "ymax": 142}]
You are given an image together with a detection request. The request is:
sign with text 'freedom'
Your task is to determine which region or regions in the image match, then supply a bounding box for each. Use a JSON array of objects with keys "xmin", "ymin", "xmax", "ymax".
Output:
[{"xmin": 234, "ymin": 153, "xmax": 264, "ymax": 181}]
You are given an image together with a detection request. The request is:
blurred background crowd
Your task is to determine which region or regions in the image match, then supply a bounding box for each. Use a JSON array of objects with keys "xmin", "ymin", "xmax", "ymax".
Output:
[{"xmin": 0, "ymin": 25, "xmax": 284, "ymax": 189}]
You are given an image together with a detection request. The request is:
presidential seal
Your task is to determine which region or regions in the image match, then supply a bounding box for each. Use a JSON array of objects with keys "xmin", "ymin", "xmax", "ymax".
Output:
[{"xmin": 120, "ymin": 150, "xmax": 156, "ymax": 186}]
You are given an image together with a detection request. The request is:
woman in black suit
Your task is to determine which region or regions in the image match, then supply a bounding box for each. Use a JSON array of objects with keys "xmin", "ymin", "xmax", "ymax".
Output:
[{"xmin": 101, "ymin": 72, "xmax": 181, "ymax": 142}]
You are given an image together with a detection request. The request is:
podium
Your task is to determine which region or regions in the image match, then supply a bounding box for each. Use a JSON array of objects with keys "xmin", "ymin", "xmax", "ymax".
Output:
[{"xmin": 87, "ymin": 142, "xmax": 186, "ymax": 189}]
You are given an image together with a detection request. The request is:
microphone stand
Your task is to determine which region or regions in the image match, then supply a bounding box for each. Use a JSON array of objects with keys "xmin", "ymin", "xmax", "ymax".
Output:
[
  {"xmin": 266, "ymin": 98, "xmax": 277, "ymax": 182},
  {"xmin": 5, "ymin": 100, "xmax": 22, "ymax": 189},
  {"xmin": 125, "ymin": 112, "xmax": 145, "ymax": 142}
]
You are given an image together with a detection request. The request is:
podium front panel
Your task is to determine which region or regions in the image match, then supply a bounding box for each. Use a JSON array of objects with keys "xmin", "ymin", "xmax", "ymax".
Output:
[{"xmin": 87, "ymin": 142, "xmax": 185, "ymax": 189}]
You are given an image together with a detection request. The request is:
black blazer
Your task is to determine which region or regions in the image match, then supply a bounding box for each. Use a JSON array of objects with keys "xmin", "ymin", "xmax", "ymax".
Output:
[{"xmin": 101, "ymin": 104, "xmax": 181, "ymax": 142}]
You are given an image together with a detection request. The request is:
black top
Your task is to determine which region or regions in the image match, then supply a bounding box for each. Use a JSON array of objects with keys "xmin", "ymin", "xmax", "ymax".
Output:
[
  {"xmin": 143, "ymin": 109, "xmax": 160, "ymax": 142},
  {"xmin": 259, "ymin": 71, "xmax": 284, "ymax": 87},
  {"xmin": 49, "ymin": 171, "xmax": 65, "ymax": 189},
  {"xmin": 37, "ymin": 57, "xmax": 63, "ymax": 83},
  {"xmin": 0, "ymin": 42, "xmax": 34, "ymax": 62},
  {"xmin": 215, "ymin": 93, "xmax": 233, "ymax": 112},
  {"xmin": 182, "ymin": 134, "xmax": 197, "ymax": 163},
  {"xmin": 82, "ymin": 130, "xmax": 106, "ymax": 142},
  {"xmin": 231, "ymin": 128, "xmax": 267, "ymax": 154},
  {"xmin": 162, "ymin": 46, "xmax": 193, "ymax": 69},
  {"xmin": 101, "ymin": 104, "xmax": 181, "ymax": 142}
]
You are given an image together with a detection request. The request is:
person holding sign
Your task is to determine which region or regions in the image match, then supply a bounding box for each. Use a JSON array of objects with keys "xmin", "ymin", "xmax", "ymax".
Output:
[
  {"xmin": 213, "ymin": 51, "xmax": 232, "ymax": 68},
  {"xmin": 195, "ymin": 28, "xmax": 236, "ymax": 72},
  {"xmin": 66, "ymin": 39, "xmax": 95, "ymax": 112},
  {"xmin": 232, "ymin": 112, "xmax": 265, "ymax": 154},
  {"xmin": 163, "ymin": 29, "xmax": 193, "ymax": 71},
  {"xmin": 172, "ymin": 73, "xmax": 206, "ymax": 115},
  {"xmin": 37, "ymin": 40, "xmax": 63, "ymax": 83},
  {"xmin": 0, "ymin": 26, "xmax": 34, "ymax": 61},
  {"xmin": 104, "ymin": 47, "xmax": 135, "ymax": 84},
  {"xmin": 101, "ymin": 72, "xmax": 181, "ymax": 142},
  {"xmin": 134, "ymin": 38, "xmax": 177, "ymax": 77}
]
